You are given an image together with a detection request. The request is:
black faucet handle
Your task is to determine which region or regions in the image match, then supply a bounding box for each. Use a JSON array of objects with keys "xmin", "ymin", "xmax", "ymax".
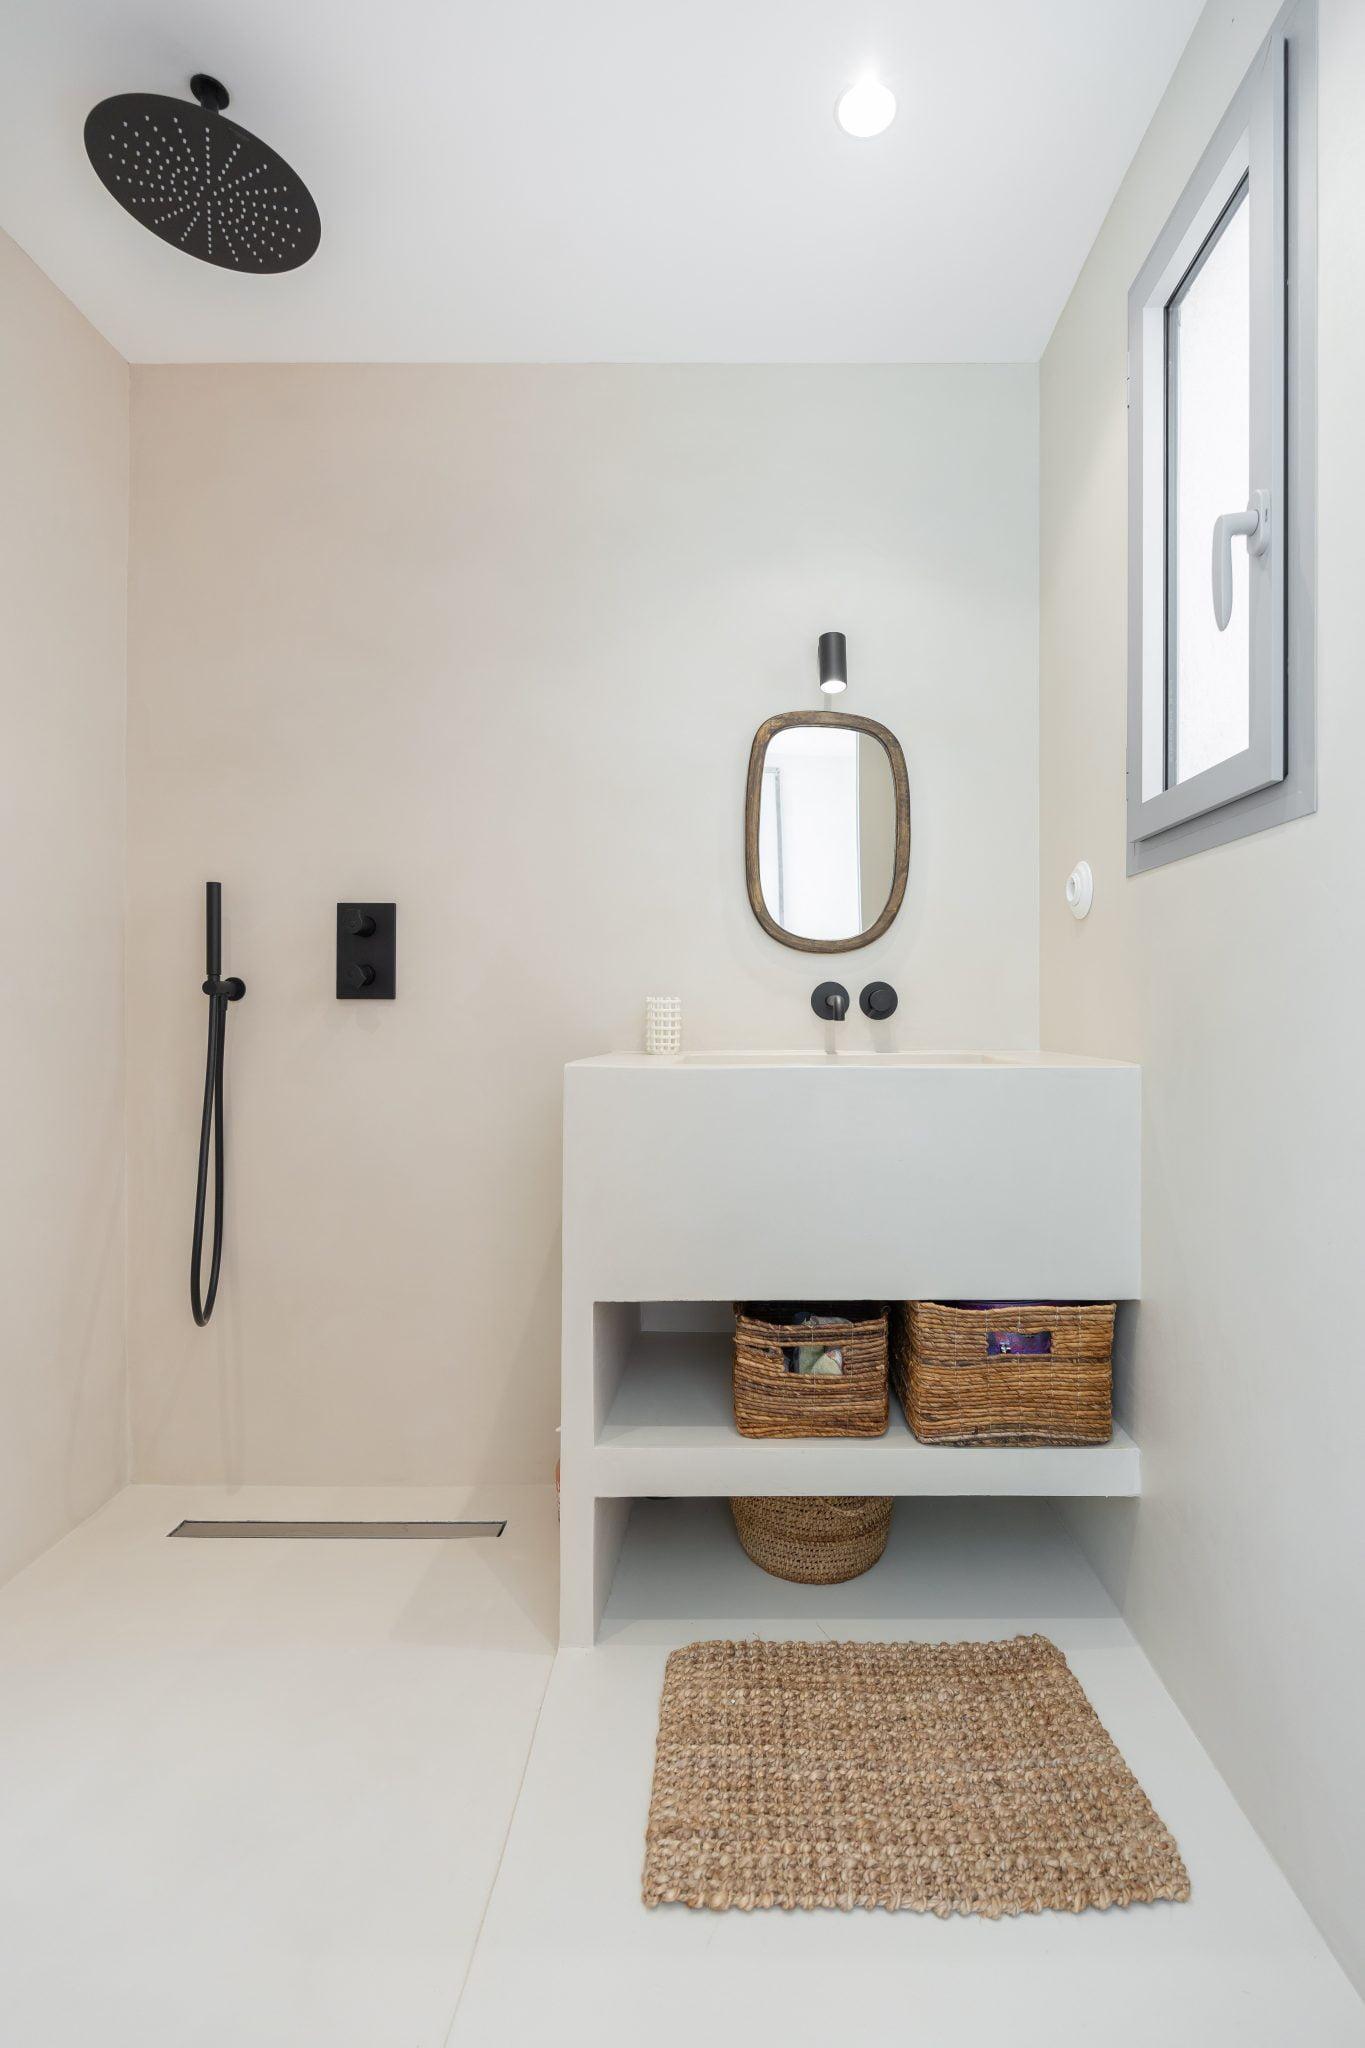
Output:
[
  {"xmin": 811, "ymin": 981, "xmax": 850, "ymax": 1022},
  {"xmin": 860, "ymin": 981, "xmax": 898, "ymax": 1020}
]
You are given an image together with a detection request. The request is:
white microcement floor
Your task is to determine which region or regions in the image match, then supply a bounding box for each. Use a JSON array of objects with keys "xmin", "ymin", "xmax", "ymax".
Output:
[{"xmin": 1, "ymin": 1488, "xmax": 1360, "ymax": 2048}]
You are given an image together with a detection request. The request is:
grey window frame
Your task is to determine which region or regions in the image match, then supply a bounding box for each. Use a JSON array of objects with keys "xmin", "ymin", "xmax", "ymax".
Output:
[{"xmin": 1126, "ymin": 0, "xmax": 1316, "ymax": 875}]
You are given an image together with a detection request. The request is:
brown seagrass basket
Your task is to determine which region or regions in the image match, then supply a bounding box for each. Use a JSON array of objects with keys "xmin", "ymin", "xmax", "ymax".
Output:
[
  {"xmin": 733, "ymin": 1302, "xmax": 889, "ymax": 1439},
  {"xmin": 729, "ymin": 1495, "xmax": 894, "ymax": 1583},
  {"xmin": 894, "ymin": 1301, "xmax": 1115, "ymax": 1446}
]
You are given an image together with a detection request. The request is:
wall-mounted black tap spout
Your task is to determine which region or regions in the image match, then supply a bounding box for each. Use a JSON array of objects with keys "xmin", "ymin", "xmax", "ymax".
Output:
[{"xmin": 811, "ymin": 981, "xmax": 849, "ymax": 1022}]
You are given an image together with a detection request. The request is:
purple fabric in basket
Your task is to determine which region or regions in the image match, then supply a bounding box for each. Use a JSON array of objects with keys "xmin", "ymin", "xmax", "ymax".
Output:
[{"xmin": 986, "ymin": 1329, "xmax": 1052, "ymax": 1357}]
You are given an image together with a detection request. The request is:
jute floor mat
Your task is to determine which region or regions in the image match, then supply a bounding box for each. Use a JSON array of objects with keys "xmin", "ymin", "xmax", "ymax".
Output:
[{"xmin": 643, "ymin": 1634, "xmax": 1190, "ymax": 1916}]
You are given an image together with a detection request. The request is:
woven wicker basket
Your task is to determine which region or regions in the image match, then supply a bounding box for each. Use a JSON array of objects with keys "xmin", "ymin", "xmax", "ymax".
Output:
[
  {"xmin": 733, "ymin": 1302, "xmax": 888, "ymax": 1439},
  {"xmin": 894, "ymin": 1301, "xmax": 1116, "ymax": 1446},
  {"xmin": 729, "ymin": 1495, "xmax": 894, "ymax": 1583}
]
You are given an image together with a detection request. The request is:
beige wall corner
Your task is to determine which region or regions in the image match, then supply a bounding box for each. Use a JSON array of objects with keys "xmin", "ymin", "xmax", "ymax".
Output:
[{"xmin": 0, "ymin": 228, "xmax": 129, "ymax": 1583}]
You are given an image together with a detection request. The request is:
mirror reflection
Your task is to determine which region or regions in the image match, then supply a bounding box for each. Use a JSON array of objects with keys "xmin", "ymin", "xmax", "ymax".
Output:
[{"xmin": 745, "ymin": 714, "xmax": 909, "ymax": 951}]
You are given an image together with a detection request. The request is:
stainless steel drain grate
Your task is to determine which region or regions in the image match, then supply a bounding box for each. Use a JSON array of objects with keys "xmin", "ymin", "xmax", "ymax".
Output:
[{"xmin": 168, "ymin": 1519, "xmax": 506, "ymax": 1540}]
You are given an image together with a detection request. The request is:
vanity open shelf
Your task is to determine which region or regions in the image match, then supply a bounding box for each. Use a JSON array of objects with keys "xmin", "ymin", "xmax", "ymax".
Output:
[{"xmin": 594, "ymin": 1324, "xmax": 1140, "ymax": 1499}]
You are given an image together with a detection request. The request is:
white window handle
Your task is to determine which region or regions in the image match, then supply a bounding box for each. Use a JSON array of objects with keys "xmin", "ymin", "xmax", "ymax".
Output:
[{"xmin": 1212, "ymin": 489, "xmax": 1270, "ymax": 631}]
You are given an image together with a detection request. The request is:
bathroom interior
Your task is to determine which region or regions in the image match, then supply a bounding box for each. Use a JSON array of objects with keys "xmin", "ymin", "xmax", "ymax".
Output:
[{"xmin": 1, "ymin": 0, "xmax": 1362, "ymax": 2042}]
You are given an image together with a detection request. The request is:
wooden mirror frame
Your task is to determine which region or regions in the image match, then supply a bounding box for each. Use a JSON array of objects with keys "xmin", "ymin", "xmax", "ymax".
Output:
[{"xmin": 744, "ymin": 710, "xmax": 911, "ymax": 954}]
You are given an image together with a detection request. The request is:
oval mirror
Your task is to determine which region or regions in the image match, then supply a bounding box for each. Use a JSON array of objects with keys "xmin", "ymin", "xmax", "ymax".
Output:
[{"xmin": 744, "ymin": 712, "xmax": 910, "ymax": 952}]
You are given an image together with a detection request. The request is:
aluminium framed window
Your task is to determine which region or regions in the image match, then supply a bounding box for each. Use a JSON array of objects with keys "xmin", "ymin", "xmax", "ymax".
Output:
[{"xmin": 1126, "ymin": 0, "xmax": 1315, "ymax": 874}]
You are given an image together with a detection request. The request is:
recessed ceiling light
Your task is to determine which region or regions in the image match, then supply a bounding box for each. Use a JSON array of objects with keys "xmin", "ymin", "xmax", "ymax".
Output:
[{"xmin": 835, "ymin": 77, "xmax": 896, "ymax": 140}]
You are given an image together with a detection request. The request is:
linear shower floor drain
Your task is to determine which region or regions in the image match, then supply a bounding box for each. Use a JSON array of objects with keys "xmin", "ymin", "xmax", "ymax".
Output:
[{"xmin": 168, "ymin": 1519, "xmax": 506, "ymax": 1540}]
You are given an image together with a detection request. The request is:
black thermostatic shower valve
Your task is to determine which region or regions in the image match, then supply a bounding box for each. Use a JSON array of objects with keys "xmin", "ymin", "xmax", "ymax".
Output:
[{"xmin": 336, "ymin": 903, "xmax": 396, "ymax": 999}]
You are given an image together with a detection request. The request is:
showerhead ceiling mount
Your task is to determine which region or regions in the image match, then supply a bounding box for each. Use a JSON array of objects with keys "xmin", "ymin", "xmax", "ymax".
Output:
[
  {"xmin": 83, "ymin": 74, "xmax": 320, "ymax": 274},
  {"xmin": 189, "ymin": 74, "xmax": 231, "ymax": 115}
]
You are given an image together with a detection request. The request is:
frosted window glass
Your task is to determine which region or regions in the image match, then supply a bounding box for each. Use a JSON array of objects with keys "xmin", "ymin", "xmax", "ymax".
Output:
[{"xmin": 1168, "ymin": 182, "xmax": 1251, "ymax": 785}]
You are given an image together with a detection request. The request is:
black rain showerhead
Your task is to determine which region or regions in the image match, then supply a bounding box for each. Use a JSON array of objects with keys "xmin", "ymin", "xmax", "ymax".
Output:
[{"xmin": 83, "ymin": 74, "xmax": 320, "ymax": 274}]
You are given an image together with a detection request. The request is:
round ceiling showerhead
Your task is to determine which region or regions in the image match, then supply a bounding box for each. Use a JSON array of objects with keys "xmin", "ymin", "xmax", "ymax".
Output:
[{"xmin": 83, "ymin": 74, "xmax": 320, "ymax": 274}]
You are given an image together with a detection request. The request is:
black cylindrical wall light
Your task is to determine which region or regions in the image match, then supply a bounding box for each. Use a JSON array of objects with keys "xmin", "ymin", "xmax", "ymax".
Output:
[{"xmin": 818, "ymin": 630, "xmax": 848, "ymax": 695}]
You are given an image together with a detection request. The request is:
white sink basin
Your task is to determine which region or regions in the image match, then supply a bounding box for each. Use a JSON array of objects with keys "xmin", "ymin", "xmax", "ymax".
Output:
[
  {"xmin": 677, "ymin": 1049, "xmax": 1009, "ymax": 1067},
  {"xmin": 564, "ymin": 1049, "xmax": 1141, "ymax": 1302},
  {"xmin": 580, "ymin": 1050, "xmax": 1126, "ymax": 1070}
]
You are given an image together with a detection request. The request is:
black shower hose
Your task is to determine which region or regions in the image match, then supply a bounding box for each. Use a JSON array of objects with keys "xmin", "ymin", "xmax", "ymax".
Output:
[{"xmin": 190, "ymin": 972, "xmax": 245, "ymax": 1327}]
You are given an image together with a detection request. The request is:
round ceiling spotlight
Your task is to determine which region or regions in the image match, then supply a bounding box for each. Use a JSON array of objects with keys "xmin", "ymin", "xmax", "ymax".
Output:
[{"xmin": 835, "ymin": 77, "xmax": 897, "ymax": 139}]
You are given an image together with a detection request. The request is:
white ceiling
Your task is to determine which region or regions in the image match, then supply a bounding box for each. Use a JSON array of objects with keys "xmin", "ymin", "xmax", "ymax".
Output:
[{"xmin": 0, "ymin": 0, "xmax": 1202, "ymax": 364}]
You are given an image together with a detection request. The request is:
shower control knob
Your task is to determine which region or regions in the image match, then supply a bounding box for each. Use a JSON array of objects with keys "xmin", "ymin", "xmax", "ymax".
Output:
[
  {"xmin": 859, "ymin": 981, "xmax": 898, "ymax": 1020},
  {"xmin": 336, "ymin": 902, "xmax": 395, "ymax": 1000}
]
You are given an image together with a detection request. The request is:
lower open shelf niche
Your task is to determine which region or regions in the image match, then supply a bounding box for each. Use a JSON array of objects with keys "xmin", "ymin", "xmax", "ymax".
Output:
[{"xmin": 596, "ymin": 1495, "xmax": 1121, "ymax": 1642}]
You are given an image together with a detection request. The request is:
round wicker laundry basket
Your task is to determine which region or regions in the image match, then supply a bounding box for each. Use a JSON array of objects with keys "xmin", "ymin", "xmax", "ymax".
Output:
[{"xmin": 729, "ymin": 1495, "xmax": 893, "ymax": 1584}]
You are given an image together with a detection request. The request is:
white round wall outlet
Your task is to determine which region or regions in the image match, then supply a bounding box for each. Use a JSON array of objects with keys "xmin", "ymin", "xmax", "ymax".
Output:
[{"xmin": 1065, "ymin": 860, "xmax": 1094, "ymax": 920}]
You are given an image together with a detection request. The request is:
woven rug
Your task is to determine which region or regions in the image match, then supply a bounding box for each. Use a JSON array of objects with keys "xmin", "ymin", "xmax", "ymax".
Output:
[{"xmin": 643, "ymin": 1634, "xmax": 1190, "ymax": 1916}]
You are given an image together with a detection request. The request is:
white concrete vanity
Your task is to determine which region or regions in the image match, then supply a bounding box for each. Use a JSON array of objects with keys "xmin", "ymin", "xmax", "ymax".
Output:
[{"xmin": 560, "ymin": 1051, "xmax": 1141, "ymax": 1644}]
